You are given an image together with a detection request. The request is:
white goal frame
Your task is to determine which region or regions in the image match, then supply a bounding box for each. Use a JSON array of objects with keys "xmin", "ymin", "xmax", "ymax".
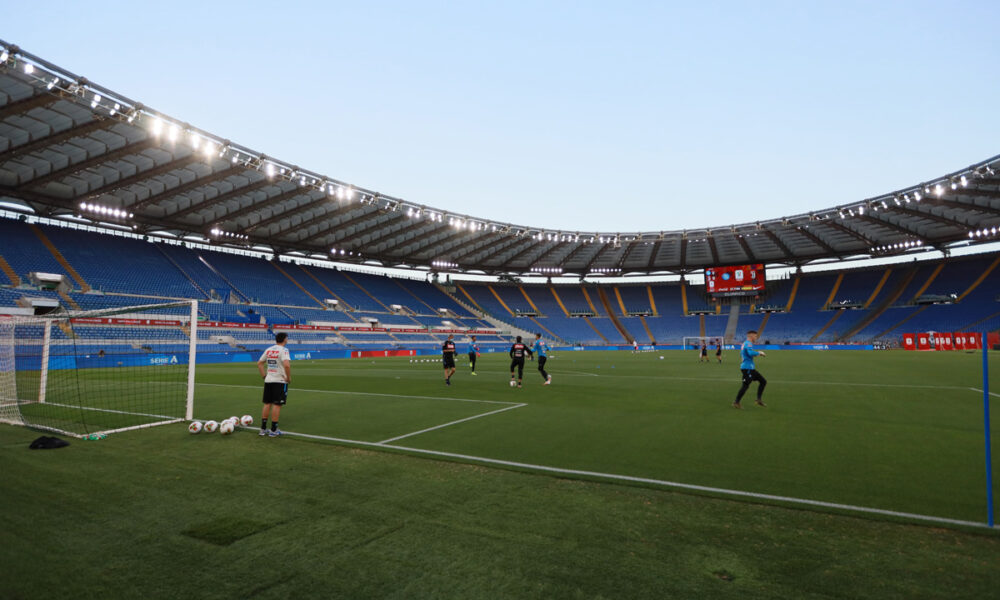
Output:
[{"xmin": 0, "ymin": 299, "xmax": 198, "ymax": 438}]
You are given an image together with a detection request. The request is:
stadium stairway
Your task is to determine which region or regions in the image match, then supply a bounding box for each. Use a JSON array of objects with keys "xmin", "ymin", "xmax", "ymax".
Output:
[
  {"xmin": 29, "ymin": 224, "xmax": 91, "ymax": 292},
  {"xmin": 153, "ymin": 245, "xmax": 211, "ymax": 300},
  {"xmin": 0, "ymin": 255, "xmax": 21, "ymax": 286},
  {"xmin": 723, "ymin": 303, "xmax": 740, "ymax": 342},
  {"xmin": 582, "ymin": 316, "xmax": 610, "ymax": 343},
  {"xmin": 487, "ymin": 285, "xmax": 517, "ymax": 317},
  {"xmin": 580, "ymin": 287, "xmax": 602, "ymax": 316},
  {"xmin": 838, "ymin": 266, "xmax": 918, "ymax": 341},
  {"xmin": 196, "ymin": 254, "xmax": 250, "ymax": 303},
  {"xmin": 639, "ymin": 315, "xmax": 655, "ymax": 343},
  {"xmin": 269, "ymin": 260, "xmax": 326, "ymax": 308},
  {"xmin": 296, "ymin": 265, "xmax": 357, "ymax": 319},
  {"xmin": 957, "ymin": 254, "xmax": 1000, "ymax": 302},
  {"xmin": 394, "ymin": 280, "xmax": 442, "ymax": 315},
  {"xmin": 596, "ymin": 287, "xmax": 632, "ymax": 343},
  {"xmin": 549, "ymin": 286, "xmax": 571, "ymax": 316},
  {"xmin": 757, "ymin": 312, "xmax": 771, "ymax": 336},
  {"xmin": 810, "ymin": 310, "xmax": 844, "ymax": 342},
  {"xmin": 57, "ymin": 288, "xmax": 80, "ymax": 310},
  {"xmin": 455, "ymin": 284, "xmax": 486, "ymax": 313},
  {"xmin": 436, "ymin": 283, "xmax": 559, "ymax": 345},
  {"xmin": 518, "ymin": 286, "xmax": 543, "ymax": 315},
  {"xmin": 341, "ymin": 271, "xmax": 393, "ymax": 312},
  {"xmin": 784, "ymin": 274, "xmax": 801, "ymax": 311}
]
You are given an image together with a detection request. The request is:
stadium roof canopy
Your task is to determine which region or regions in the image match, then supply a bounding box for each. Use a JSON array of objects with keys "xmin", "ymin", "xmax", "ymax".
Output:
[{"xmin": 2, "ymin": 41, "xmax": 999, "ymax": 277}]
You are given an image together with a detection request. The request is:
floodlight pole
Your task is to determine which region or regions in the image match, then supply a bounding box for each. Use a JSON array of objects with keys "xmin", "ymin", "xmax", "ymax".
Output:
[{"xmin": 983, "ymin": 332, "xmax": 994, "ymax": 528}]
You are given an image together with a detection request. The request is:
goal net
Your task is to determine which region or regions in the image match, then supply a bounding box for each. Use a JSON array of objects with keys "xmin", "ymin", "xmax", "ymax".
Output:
[
  {"xmin": 682, "ymin": 336, "xmax": 725, "ymax": 350},
  {"xmin": 0, "ymin": 300, "xmax": 197, "ymax": 438}
]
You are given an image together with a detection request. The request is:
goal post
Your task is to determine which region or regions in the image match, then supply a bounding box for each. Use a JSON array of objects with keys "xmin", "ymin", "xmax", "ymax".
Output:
[{"xmin": 0, "ymin": 299, "xmax": 198, "ymax": 438}]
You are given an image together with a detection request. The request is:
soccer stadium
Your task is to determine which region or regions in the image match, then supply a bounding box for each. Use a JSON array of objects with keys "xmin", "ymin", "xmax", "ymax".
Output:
[{"xmin": 3, "ymin": 8, "xmax": 1000, "ymax": 598}]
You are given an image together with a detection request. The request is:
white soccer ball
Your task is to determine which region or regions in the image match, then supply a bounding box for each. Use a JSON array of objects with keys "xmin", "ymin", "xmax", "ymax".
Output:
[
  {"xmin": 240, "ymin": 414, "xmax": 253, "ymax": 427},
  {"xmin": 228, "ymin": 416, "xmax": 239, "ymax": 426},
  {"xmin": 188, "ymin": 421, "xmax": 203, "ymax": 434},
  {"xmin": 659, "ymin": 356, "xmax": 664, "ymax": 360},
  {"xmin": 219, "ymin": 421, "xmax": 235, "ymax": 435},
  {"xmin": 203, "ymin": 420, "xmax": 219, "ymax": 433},
  {"xmin": 509, "ymin": 379, "xmax": 517, "ymax": 387}
]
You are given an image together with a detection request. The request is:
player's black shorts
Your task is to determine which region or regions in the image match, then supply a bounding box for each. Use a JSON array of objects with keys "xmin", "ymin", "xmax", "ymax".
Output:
[
  {"xmin": 468, "ymin": 351, "xmax": 476, "ymax": 361},
  {"xmin": 537, "ymin": 355, "xmax": 547, "ymax": 370},
  {"xmin": 262, "ymin": 382, "xmax": 288, "ymax": 405},
  {"xmin": 510, "ymin": 358, "xmax": 525, "ymax": 371},
  {"xmin": 740, "ymin": 369, "xmax": 765, "ymax": 385},
  {"xmin": 442, "ymin": 355, "xmax": 456, "ymax": 369}
]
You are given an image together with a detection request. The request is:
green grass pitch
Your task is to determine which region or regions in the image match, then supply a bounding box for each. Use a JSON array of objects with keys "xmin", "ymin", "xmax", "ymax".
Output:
[{"xmin": 3, "ymin": 349, "xmax": 999, "ymax": 598}]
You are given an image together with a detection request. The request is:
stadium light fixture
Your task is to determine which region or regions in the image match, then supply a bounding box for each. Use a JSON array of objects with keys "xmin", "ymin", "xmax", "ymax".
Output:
[
  {"xmin": 168, "ymin": 124, "xmax": 180, "ymax": 142},
  {"xmin": 151, "ymin": 117, "xmax": 163, "ymax": 137},
  {"xmin": 0, "ymin": 49, "xmax": 8, "ymax": 62},
  {"xmin": 46, "ymin": 77, "xmax": 59, "ymax": 90},
  {"xmin": 110, "ymin": 102, "xmax": 120, "ymax": 116},
  {"xmin": 960, "ymin": 175, "xmax": 968, "ymax": 187},
  {"xmin": 23, "ymin": 62, "xmax": 33, "ymax": 74},
  {"xmin": 934, "ymin": 184, "xmax": 943, "ymax": 196},
  {"xmin": 91, "ymin": 93, "xmax": 102, "ymax": 108},
  {"xmin": 914, "ymin": 191, "xmax": 922, "ymax": 201}
]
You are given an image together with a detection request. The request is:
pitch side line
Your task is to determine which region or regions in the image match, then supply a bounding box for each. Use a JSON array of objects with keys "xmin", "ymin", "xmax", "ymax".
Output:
[
  {"xmin": 580, "ymin": 373, "xmax": 994, "ymax": 392},
  {"xmin": 195, "ymin": 382, "xmax": 521, "ymax": 406},
  {"xmin": 268, "ymin": 429, "xmax": 991, "ymax": 530},
  {"xmin": 969, "ymin": 387, "xmax": 1000, "ymax": 398},
  {"xmin": 377, "ymin": 403, "xmax": 527, "ymax": 444}
]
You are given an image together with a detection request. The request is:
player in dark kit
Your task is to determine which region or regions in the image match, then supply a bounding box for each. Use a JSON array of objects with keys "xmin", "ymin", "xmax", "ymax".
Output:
[
  {"xmin": 734, "ymin": 330, "xmax": 767, "ymax": 408},
  {"xmin": 509, "ymin": 335, "xmax": 533, "ymax": 388},
  {"xmin": 715, "ymin": 339, "xmax": 723, "ymax": 364},
  {"xmin": 442, "ymin": 334, "xmax": 457, "ymax": 385},
  {"xmin": 699, "ymin": 342, "xmax": 709, "ymax": 362}
]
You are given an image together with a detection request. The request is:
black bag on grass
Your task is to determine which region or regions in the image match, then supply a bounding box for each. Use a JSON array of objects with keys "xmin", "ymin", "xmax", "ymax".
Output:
[{"xmin": 29, "ymin": 436, "xmax": 70, "ymax": 450}]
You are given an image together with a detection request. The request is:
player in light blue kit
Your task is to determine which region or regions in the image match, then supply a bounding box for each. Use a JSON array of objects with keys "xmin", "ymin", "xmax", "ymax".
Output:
[
  {"xmin": 533, "ymin": 332, "xmax": 552, "ymax": 385},
  {"xmin": 733, "ymin": 330, "xmax": 767, "ymax": 408},
  {"xmin": 467, "ymin": 335, "xmax": 480, "ymax": 375}
]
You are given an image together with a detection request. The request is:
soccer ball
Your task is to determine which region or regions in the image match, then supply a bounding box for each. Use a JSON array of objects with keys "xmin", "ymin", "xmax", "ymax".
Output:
[
  {"xmin": 219, "ymin": 421, "xmax": 235, "ymax": 435},
  {"xmin": 659, "ymin": 356, "xmax": 664, "ymax": 360},
  {"xmin": 240, "ymin": 415, "xmax": 253, "ymax": 426},
  {"xmin": 203, "ymin": 420, "xmax": 219, "ymax": 433},
  {"xmin": 188, "ymin": 421, "xmax": 203, "ymax": 434},
  {"xmin": 509, "ymin": 379, "xmax": 517, "ymax": 387},
  {"xmin": 228, "ymin": 416, "xmax": 239, "ymax": 425}
]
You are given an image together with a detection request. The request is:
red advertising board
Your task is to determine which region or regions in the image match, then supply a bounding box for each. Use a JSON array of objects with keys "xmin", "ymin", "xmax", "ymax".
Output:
[
  {"xmin": 937, "ymin": 333, "xmax": 952, "ymax": 350},
  {"xmin": 953, "ymin": 333, "xmax": 965, "ymax": 350},
  {"xmin": 902, "ymin": 333, "xmax": 916, "ymax": 350},
  {"xmin": 916, "ymin": 333, "xmax": 931, "ymax": 351}
]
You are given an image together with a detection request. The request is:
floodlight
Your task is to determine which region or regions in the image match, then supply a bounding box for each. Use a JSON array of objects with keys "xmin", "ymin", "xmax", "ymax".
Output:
[
  {"xmin": 91, "ymin": 94, "xmax": 102, "ymax": 108},
  {"xmin": 46, "ymin": 77, "xmax": 59, "ymax": 90},
  {"xmin": 23, "ymin": 63, "xmax": 33, "ymax": 74},
  {"xmin": 0, "ymin": 50, "xmax": 8, "ymax": 62}
]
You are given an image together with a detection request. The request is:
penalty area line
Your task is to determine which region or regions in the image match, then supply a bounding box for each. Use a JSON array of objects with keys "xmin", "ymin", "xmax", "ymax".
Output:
[
  {"xmin": 272, "ymin": 429, "xmax": 992, "ymax": 530},
  {"xmin": 377, "ymin": 403, "xmax": 527, "ymax": 444}
]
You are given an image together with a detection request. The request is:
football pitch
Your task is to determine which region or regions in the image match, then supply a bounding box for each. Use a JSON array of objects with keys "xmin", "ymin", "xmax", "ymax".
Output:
[{"xmin": 3, "ymin": 349, "xmax": 1000, "ymax": 598}]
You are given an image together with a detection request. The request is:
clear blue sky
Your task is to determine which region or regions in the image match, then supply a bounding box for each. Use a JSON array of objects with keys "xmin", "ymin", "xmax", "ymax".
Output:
[{"xmin": 5, "ymin": 1, "xmax": 999, "ymax": 232}]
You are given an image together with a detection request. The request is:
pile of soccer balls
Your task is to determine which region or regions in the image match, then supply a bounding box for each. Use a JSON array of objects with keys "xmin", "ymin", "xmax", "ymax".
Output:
[{"xmin": 188, "ymin": 414, "xmax": 253, "ymax": 435}]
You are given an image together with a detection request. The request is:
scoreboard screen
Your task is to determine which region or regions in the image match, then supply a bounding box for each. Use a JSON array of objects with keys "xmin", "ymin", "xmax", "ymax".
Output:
[{"xmin": 705, "ymin": 264, "xmax": 766, "ymax": 296}]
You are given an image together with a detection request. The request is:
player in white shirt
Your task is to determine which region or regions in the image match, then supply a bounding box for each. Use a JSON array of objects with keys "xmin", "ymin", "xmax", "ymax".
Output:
[{"xmin": 256, "ymin": 332, "xmax": 291, "ymax": 437}]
